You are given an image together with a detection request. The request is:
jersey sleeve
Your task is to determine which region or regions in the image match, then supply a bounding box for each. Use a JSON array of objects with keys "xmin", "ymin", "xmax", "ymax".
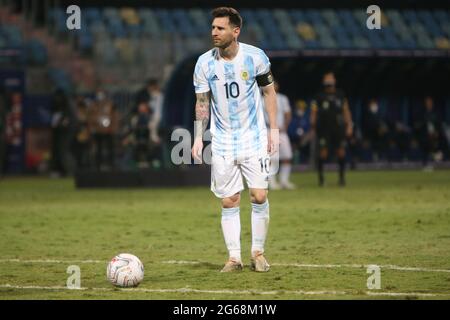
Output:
[
  {"xmin": 255, "ymin": 49, "xmax": 271, "ymax": 76},
  {"xmin": 193, "ymin": 59, "xmax": 210, "ymax": 94}
]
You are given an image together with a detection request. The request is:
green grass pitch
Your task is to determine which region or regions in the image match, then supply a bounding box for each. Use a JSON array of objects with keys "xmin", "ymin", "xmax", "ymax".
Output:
[{"xmin": 1, "ymin": 170, "xmax": 450, "ymax": 299}]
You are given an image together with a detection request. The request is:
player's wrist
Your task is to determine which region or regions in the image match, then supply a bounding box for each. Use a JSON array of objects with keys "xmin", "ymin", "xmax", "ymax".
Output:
[{"xmin": 194, "ymin": 120, "xmax": 205, "ymax": 140}]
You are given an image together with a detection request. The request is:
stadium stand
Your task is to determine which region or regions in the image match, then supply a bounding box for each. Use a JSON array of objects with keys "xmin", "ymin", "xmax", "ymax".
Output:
[{"xmin": 0, "ymin": 2, "xmax": 449, "ymax": 174}]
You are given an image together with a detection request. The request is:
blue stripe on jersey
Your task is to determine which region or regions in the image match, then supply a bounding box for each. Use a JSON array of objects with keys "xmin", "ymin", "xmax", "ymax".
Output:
[
  {"xmin": 242, "ymin": 44, "xmax": 270, "ymax": 75},
  {"xmin": 207, "ymin": 60, "xmax": 226, "ymax": 156},
  {"xmin": 243, "ymin": 54, "xmax": 260, "ymax": 150},
  {"xmin": 207, "ymin": 60, "xmax": 225, "ymax": 132},
  {"xmin": 224, "ymin": 63, "xmax": 241, "ymax": 158}
]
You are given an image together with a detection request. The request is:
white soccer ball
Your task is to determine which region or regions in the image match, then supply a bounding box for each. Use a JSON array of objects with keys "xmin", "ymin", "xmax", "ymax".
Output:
[{"xmin": 106, "ymin": 253, "xmax": 144, "ymax": 287}]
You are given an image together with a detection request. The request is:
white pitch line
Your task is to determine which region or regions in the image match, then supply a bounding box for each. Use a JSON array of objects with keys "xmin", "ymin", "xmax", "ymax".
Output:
[
  {"xmin": 162, "ymin": 260, "xmax": 201, "ymax": 265},
  {"xmin": 0, "ymin": 284, "xmax": 448, "ymax": 297},
  {"xmin": 0, "ymin": 259, "xmax": 104, "ymax": 264},
  {"xmin": 2, "ymin": 259, "xmax": 450, "ymax": 274},
  {"xmin": 365, "ymin": 291, "xmax": 439, "ymax": 297},
  {"xmin": 272, "ymin": 262, "xmax": 450, "ymax": 273},
  {"xmin": 162, "ymin": 260, "xmax": 450, "ymax": 273}
]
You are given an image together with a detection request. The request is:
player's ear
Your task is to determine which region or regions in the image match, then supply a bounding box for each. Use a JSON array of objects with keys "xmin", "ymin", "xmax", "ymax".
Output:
[{"xmin": 233, "ymin": 26, "xmax": 240, "ymax": 38}]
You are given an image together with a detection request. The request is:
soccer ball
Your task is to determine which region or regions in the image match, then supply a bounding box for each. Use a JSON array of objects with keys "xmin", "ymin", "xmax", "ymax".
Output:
[{"xmin": 106, "ymin": 253, "xmax": 144, "ymax": 287}]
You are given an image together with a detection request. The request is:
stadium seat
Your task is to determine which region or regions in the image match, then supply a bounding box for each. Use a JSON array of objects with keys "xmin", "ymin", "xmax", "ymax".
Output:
[
  {"xmin": 95, "ymin": 38, "xmax": 119, "ymax": 64},
  {"xmin": 1, "ymin": 25, "xmax": 23, "ymax": 46},
  {"xmin": 154, "ymin": 9, "xmax": 178, "ymax": 34},
  {"xmin": 140, "ymin": 10, "xmax": 161, "ymax": 36},
  {"xmin": 120, "ymin": 8, "xmax": 140, "ymax": 25},
  {"xmin": 322, "ymin": 9, "xmax": 340, "ymax": 27},
  {"xmin": 84, "ymin": 7, "xmax": 102, "ymax": 25},
  {"xmin": 78, "ymin": 32, "xmax": 94, "ymax": 52},
  {"xmin": 25, "ymin": 39, "xmax": 48, "ymax": 65},
  {"xmin": 48, "ymin": 68, "xmax": 72, "ymax": 92},
  {"xmin": 435, "ymin": 37, "xmax": 450, "ymax": 49},
  {"xmin": 352, "ymin": 35, "xmax": 371, "ymax": 49},
  {"xmin": 418, "ymin": 11, "xmax": 443, "ymax": 37},
  {"xmin": 290, "ymin": 10, "xmax": 306, "ymax": 24},
  {"xmin": 297, "ymin": 22, "xmax": 316, "ymax": 41}
]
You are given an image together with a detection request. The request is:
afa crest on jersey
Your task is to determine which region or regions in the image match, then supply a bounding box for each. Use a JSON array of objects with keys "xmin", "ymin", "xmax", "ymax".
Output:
[{"xmin": 241, "ymin": 70, "xmax": 249, "ymax": 81}]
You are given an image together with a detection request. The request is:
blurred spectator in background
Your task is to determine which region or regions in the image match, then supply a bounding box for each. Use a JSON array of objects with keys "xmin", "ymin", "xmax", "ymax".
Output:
[
  {"xmin": 386, "ymin": 102, "xmax": 411, "ymax": 162},
  {"xmin": 147, "ymin": 78, "xmax": 164, "ymax": 168},
  {"xmin": 414, "ymin": 96, "xmax": 444, "ymax": 169},
  {"xmin": 288, "ymin": 99, "xmax": 312, "ymax": 164},
  {"xmin": 132, "ymin": 78, "xmax": 164, "ymax": 168},
  {"xmin": 267, "ymin": 81, "xmax": 295, "ymax": 190},
  {"xmin": 362, "ymin": 98, "xmax": 389, "ymax": 161},
  {"xmin": 71, "ymin": 95, "xmax": 91, "ymax": 170},
  {"xmin": 310, "ymin": 72, "xmax": 353, "ymax": 186},
  {"xmin": 134, "ymin": 79, "xmax": 154, "ymax": 112},
  {"xmin": 123, "ymin": 101, "xmax": 152, "ymax": 168},
  {"xmin": 88, "ymin": 88, "xmax": 119, "ymax": 171},
  {"xmin": 148, "ymin": 79, "xmax": 163, "ymax": 146},
  {"xmin": 50, "ymin": 89, "xmax": 73, "ymax": 177}
]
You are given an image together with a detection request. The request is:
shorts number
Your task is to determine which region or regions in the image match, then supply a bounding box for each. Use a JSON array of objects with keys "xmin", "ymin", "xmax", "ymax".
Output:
[
  {"xmin": 259, "ymin": 157, "xmax": 270, "ymax": 174},
  {"xmin": 224, "ymin": 82, "xmax": 240, "ymax": 99}
]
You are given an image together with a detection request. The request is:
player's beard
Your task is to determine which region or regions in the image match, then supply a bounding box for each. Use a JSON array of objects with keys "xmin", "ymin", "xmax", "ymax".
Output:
[{"xmin": 213, "ymin": 37, "xmax": 234, "ymax": 49}]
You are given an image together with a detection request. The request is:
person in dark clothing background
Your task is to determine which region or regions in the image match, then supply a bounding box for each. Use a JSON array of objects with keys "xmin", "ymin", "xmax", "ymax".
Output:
[
  {"xmin": 88, "ymin": 88, "xmax": 119, "ymax": 171},
  {"xmin": 414, "ymin": 96, "xmax": 444, "ymax": 168},
  {"xmin": 72, "ymin": 95, "xmax": 91, "ymax": 170},
  {"xmin": 362, "ymin": 98, "xmax": 389, "ymax": 161},
  {"xmin": 126, "ymin": 101, "xmax": 153, "ymax": 168},
  {"xmin": 50, "ymin": 89, "xmax": 73, "ymax": 177},
  {"xmin": 310, "ymin": 72, "xmax": 353, "ymax": 186},
  {"xmin": 134, "ymin": 79, "xmax": 155, "ymax": 113}
]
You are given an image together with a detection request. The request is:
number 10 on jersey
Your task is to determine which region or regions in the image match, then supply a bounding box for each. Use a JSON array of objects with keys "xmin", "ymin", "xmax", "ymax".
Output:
[{"xmin": 224, "ymin": 82, "xmax": 240, "ymax": 99}]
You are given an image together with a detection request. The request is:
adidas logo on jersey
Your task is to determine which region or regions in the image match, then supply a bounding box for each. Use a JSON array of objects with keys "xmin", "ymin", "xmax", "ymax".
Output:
[{"xmin": 211, "ymin": 74, "xmax": 219, "ymax": 81}]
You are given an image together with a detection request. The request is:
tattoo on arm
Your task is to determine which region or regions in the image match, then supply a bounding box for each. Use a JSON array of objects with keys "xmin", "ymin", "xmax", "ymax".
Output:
[{"xmin": 195, "ymin": 92, "xmax": 210, "ymax": 138}]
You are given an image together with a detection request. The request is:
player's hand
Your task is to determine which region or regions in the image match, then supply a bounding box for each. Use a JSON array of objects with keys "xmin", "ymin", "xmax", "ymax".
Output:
[
  {"xmin": 150, "ymin": 134, "xmax": 161, "ymax": 145},
  {"xmin": 267, "ymin": 128, "xmax": 279, "ymax": 156},
  {"xmin": 346, "ymin": 125, "xmax": 353, "ymax": 138},
  {"xmin": 191, "ymin": 136, "xmax": 203, "ymax": 163}
]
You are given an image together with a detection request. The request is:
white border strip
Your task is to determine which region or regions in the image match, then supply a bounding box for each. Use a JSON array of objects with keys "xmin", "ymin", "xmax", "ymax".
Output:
[{"xmin": 1, "ymin": 284, "xmax": 448, "ymax": 297}]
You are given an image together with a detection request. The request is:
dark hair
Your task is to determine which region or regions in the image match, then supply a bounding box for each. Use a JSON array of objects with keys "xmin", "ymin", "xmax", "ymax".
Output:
[
  {"xmin": 211, "ymin": 7, "xmax": 242, "ymax": 28},
  {"xmin": 146, "ymin": 78, "xmax": 159, "ymax": 87}
]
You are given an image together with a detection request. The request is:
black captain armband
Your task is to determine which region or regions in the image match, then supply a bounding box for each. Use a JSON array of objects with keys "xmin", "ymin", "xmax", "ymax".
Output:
[{"xmin": 256, "ymin": 70, "xmax": 274, "ymax": 87}]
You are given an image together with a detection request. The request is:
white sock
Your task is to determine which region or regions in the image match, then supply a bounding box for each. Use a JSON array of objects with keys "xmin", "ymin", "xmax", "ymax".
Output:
[
  {"xmin": 221, "ymin": 207, "xmax": 241, "ymax": 261},
  {"xmin": 280, "ymin": 163, "xmax": 291, "ymax": 185},
  {"xmin": 251, "ymin": 200, "xmax": 270, "ymax": 254}
]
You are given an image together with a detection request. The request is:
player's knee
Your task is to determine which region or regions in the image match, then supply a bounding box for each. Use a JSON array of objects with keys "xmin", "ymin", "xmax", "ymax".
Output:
[
  {"xmin": 250, "ymin": 189, "xmax": 267, "ymax": 204},
  {"xmin": 222, "ymin": 193, "xmax": 240, "ymax": 208}
]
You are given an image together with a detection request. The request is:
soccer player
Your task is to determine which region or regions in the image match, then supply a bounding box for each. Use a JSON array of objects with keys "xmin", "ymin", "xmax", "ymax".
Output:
[
  {"xmin": 310, "ymin": 72, "xmax": 353, "ymax": 186},
  {"xmin": 267, "ymin": 81, "xmax": 295, "ymax": 190},
  {"xmin": 191, "ymin": 7, "xmax": 278, "ymax": 272}
]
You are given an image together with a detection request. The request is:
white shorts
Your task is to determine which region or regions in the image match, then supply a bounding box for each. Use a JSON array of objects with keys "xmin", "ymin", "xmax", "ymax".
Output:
[
  {"xmin": 211, "ymin": 153, "xmax": 270, "ymax": 199},
  {"xmin": 277, "ymin": 132, "xmax": 293, "ymax": 160}
]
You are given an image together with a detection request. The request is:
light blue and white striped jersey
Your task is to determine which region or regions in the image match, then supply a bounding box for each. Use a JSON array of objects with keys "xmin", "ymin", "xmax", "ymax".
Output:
[{"xmin": 193, "ymin": 42, "xmax": 271, "ymax": 158}]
